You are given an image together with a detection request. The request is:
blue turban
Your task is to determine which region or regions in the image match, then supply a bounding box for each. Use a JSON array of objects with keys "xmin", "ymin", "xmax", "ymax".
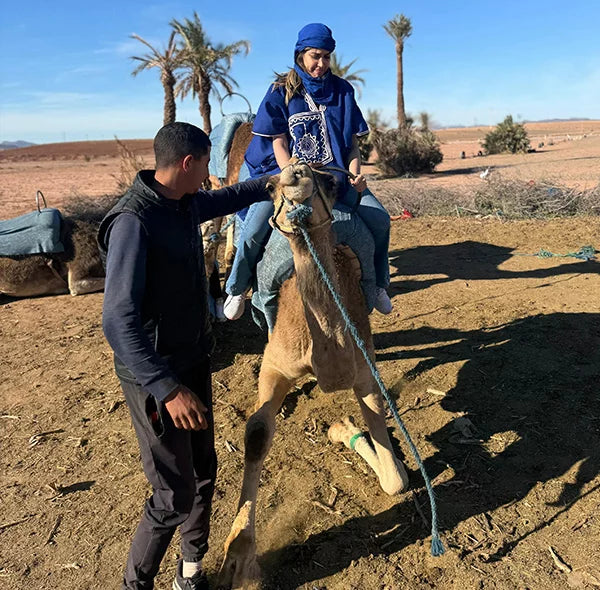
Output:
[{"xmin": 294, "ymin": 23, "xmax": 336, "ymax": 57}]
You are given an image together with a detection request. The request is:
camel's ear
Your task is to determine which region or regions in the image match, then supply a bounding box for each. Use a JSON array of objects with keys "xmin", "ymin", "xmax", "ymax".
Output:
[{"xmin": 319, "ymin": 171, "xmax": 338, "ymax": 199}]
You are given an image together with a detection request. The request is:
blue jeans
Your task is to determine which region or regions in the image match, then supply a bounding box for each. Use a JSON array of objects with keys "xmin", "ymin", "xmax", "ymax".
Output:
[{"xmin": 225, "ymin": 187, "xmax": 390, "ymax": 295}]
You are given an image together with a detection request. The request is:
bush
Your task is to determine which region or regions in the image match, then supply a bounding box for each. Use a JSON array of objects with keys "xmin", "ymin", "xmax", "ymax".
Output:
[
  {"xmin": 372, "ymin": 125, "xmax": 443, "ymax": 176},
  {"xmin": 482, "ymin": 115, "xmax": 530, "ymax": 154},
  {"xmin": 112, "ymin": 137, "xmax": 147, "ymax": 194},
  {"xmin": 359, "ymin": 109, "xmax": 390, "ymax": 162}
]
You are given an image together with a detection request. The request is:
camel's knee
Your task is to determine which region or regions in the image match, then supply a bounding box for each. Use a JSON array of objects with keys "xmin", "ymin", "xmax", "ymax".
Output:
[{"xmin": 244, "ymin": 415, "xmax": 272, "ymax": 463}]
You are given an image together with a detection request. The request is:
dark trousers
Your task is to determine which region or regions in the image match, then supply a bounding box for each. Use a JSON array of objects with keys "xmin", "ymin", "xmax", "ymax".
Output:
[{"xmin": 120, "ymin": 361, "xmax": 217, "ymax": 589}]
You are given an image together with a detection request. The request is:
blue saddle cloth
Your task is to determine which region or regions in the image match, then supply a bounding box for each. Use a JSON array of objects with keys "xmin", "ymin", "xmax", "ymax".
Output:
[
  {"xmin": 251, "ymin": 206, "xmax": 376, "ymax": 333},
  {"xmin": 0, "ymin": 208, "xmax": 64, "ymax": 256},
  {"xmin": 208, "ymin": 112, "xmax": 256, "ymax": 181}
]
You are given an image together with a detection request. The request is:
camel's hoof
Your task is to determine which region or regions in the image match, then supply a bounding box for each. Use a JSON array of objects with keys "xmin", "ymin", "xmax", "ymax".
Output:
[
  {"xmin": 327, "ymin": 416, "xmax": 361, "ymax": 447},
  {"xmin": 218, "ymin": 502, "xmax": 261, "ymax": 590}
]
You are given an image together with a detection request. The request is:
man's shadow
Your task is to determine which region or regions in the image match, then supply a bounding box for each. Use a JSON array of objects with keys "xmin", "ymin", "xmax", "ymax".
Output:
[{"xmin": 257, "ymin": 312, "xmax": 600, "ymax": 588}]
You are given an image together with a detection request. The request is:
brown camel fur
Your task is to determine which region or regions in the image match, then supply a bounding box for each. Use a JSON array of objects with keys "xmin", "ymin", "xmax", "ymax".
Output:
[{"xmin": 217, "ymin": 162, "xmax": 408, "ymax": 589}]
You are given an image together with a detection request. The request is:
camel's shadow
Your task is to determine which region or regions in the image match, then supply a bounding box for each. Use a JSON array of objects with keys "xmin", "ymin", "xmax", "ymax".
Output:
[
  {"xmin": 257, "ymin": 311, "xmax": 600, "ymax": 588},
  {"xmin": 388, "ymin": 241, "xmax": 598, "ymax": 298}
]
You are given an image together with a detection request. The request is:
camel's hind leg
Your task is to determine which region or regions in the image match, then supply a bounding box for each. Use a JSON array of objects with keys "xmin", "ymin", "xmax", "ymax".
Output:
[
  {"xmin": 218, "ymin": 366, "xmax": 293, "ymax": 589},
  {"xmin": 330, "ymin": 376, "xmax": 409, "ymax": 495}
]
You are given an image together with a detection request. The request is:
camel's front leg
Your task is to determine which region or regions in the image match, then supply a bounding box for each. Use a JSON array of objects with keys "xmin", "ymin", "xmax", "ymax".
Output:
[
  {"xmin": 330, "ymin": 377, "xmax": 409, "ymax": 496},
  {"xmin": 218, "ymin": 366, "xmax": 293, "ymax": 590}
]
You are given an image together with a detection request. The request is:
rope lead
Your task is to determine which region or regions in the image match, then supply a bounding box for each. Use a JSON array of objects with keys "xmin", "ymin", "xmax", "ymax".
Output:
[{"xmin": 286, "ymin": 206, "xmax": 445, "ymax": 557}]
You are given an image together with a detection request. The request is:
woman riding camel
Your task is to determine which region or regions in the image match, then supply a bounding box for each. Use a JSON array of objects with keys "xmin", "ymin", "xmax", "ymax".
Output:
[{"xmin": 224, "ymin": 23, "xmax": 393, "ymax": 319}]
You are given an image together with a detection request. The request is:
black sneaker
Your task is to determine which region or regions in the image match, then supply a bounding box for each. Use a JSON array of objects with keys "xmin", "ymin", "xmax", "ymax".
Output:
[{"xmin": 172, "ymin": 560, "xmax": 209, "ymax": 590}]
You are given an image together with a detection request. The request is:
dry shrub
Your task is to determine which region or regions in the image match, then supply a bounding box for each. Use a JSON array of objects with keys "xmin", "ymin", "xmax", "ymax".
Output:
[
  {"xmin": 474, "ymin": 175, "xmax": 599, "ymax": 218},
  {"xmin": 379, "ymin": 183, "xmax": 474, "ymax": 217},
  {"xmin": 372, "ymin": 126, "xmax": 443, "ymax": 177},
  {"xmin": 375, "ymin": 174, "xmax": 599, "ymax": 219},
  {"xmin": 112, "ymin": 137, "xmax": 146, "ymax": 194},
  {"xmin": 63, "ymin": 194, "xmax": 121, "ymax": 223}
]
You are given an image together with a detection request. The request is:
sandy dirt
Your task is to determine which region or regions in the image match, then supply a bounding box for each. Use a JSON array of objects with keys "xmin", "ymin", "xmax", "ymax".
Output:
[{"xmin": 0, "ymin": 121, "xmax": 599, "ymax": 590}]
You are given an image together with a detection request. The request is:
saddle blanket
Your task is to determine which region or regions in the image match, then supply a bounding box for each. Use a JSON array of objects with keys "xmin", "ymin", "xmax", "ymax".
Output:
[
  {"xmin": 208, "ymin": 112, "xmax": 256, "ymax": 181},
  {"xmin": 251, "ymin": 205, "xmax": 376, "ymax": 333},
  {"xmin": 0, "ymin": 207, "xmax": 64, "ymax": 256}
]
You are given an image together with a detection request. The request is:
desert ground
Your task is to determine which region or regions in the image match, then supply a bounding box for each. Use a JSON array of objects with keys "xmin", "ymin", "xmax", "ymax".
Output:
[{"xmin": 0, "ymin": 121, "xmax": 599, "ymax": 590}]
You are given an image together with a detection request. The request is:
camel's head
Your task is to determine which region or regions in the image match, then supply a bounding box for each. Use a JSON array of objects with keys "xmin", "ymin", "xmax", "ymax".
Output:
[{"xmin": 267, "ymin": 159, "xmax": 337, "ymax": 233}]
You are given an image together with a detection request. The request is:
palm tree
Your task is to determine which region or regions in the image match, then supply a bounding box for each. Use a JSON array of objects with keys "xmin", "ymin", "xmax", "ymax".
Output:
[
  {"xmin": 130, "ymin": 31, "xmax": 180, "ymax": 126},
  {"xmin": 170, "ymin": 12, "xmax": 250, "ymax": 134},
  {"xmin": 383, "ymin": 14, "xmax": 413, "ymax": 127},
  {"xmin": 329, "ymin": 54, "xmax": 367, "ymax": 98}
]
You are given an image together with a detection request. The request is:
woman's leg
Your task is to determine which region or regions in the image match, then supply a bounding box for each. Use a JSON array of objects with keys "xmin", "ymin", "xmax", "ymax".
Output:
[
  {"xmin": 351, "ymin": 189, "xmax": 391, "ymax": 289},
  {"xmin": 224, "ymin": 200, "xmax": 275, "ymax": 320}
]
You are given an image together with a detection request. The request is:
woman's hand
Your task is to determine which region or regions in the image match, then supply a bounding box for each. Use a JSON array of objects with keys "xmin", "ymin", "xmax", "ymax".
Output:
[{"xmin": 350, "ymin": 173, "xmax": 367, "ymax": 192}]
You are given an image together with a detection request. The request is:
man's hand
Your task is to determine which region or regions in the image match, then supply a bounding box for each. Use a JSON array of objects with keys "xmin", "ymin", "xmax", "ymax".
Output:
[
  {"xmin": 164, "ymin": 385, "xmax": 208, "ymax": 430},
  {"xmin": 349, "ymin": 173, "xmax": 367, "ymax": 193}
]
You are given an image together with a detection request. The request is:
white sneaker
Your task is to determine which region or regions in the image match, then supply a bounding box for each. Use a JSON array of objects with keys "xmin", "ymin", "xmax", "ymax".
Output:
[
  {"xmin": 223, "ymin": 293, "xmax": 246, "ymax": 320},
  {"xmin": 214, "ymin": 298, "xmax": 227, "ymax": 323},
  {"xmin": 374, "ymin": 288, "xmax": 393, "ymax": 314}
]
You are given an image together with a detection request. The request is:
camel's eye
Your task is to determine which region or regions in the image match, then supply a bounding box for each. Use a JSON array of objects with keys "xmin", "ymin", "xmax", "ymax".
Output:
[{"xmin": 266, "ymin": 181, "xmax": 275, "ymax": 194}]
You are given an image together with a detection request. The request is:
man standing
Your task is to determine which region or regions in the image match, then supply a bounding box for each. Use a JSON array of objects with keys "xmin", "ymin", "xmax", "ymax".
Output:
[{"xmin": 98, "ymin": 122, "xmax": 269, "ymax": 590}]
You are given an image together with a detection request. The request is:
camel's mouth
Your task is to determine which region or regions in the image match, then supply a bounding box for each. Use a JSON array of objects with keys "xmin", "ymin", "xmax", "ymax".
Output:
[
  {"xmin": 277, "ymin": 163, "xmax": 315, "ymax": 205},
  {"xmin": 268, "ymin": 162, "xmax": 335, "ymax": 234}
]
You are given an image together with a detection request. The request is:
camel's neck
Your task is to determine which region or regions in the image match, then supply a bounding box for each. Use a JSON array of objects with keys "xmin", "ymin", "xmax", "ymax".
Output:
[{"xmin": 289, "ymin": 228, "xmax": 349, "ymax": 344}]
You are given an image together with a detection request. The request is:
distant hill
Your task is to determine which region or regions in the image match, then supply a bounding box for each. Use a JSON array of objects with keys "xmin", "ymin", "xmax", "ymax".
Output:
[{"xmin": 0, "ymin": 140, "xmax": 36, "ymax": 151}]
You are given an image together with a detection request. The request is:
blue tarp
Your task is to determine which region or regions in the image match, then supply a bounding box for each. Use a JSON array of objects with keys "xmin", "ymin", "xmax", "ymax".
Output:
[
  {"xmin": 0, "ymin": 208, "xmax": 64, "ymax": 256},
  {"xmin": 208, "ymin": 112, "xmax": 256, "ymax": 181}
]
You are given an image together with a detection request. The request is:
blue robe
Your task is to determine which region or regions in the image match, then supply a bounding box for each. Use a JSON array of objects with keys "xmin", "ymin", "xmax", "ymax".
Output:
[{"xmin": 245, "ymin": 75, "xmax": 368, "ymax": 196}]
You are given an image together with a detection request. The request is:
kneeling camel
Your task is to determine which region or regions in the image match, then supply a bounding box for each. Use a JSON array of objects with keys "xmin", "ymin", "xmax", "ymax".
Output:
[{"xmin": 218, "ymin": 162, "xmax": 409, "ymax": 588}]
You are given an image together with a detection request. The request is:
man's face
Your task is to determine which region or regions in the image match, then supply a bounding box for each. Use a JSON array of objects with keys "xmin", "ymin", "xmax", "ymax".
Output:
[{"xmin": 188, "ymin": 148, "xmax": 211, "ymax": 192}]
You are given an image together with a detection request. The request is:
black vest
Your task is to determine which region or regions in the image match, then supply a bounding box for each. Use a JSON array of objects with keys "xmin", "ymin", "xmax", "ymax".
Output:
[{"xmin": 98, "ymin": 171, "xmax": 214, "ymax": 382}]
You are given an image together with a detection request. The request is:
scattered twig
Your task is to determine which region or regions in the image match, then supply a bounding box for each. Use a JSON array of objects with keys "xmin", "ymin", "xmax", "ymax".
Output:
[
  {"xmin": 0, "ymin": 415, "xmax": 20, "ymax": 420},
  {"xmin": 380, "ymin": 525, "xmax": 410, "ymax": 549},
  {"xmin": 311, "ymin": 500, "xmax": 341, "ymax": 515},
  {"xmin": 548, "ymin": 546, "xmax": 572, "ymax": 573},
  {"xmin": 28, "ymin": 429, "xmax": 64, "ymax": 448},
  {"xmin": 106, "ymin": 400, "xmax": 121, "ymax": 413},
  {"xmin": 426, "ymin": 388, "xmax": 446, "ymax": 396},
  {"xmin": 59, "ymin": 562, "xmax": 82, "ymax": 570},
  {"xmin": 326, "ymin": 486, "xmax": 339, "ymax": 508},
  {"xmin": 45, "ymin": 515, "xmax": 62, "ymax": 545},
  {"xmin": 0, "ymin": 515, "xmax": 34, "ymax": 531},
  {"xmin": 411, "ymin": 492, "xmax": 430, "ymax": 529},
  {"xmin": 224, "ymin": 440, "xmax": 238, "ymax": 453}
]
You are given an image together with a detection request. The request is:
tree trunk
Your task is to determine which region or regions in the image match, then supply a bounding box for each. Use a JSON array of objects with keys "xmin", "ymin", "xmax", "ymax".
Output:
[
  {"xmin": 198, "ymin": 70, "xmax": 212, "ymax": 135},
  {"xmin": 396, "ymin": 41, "xmax": 406, "ymax": 127},
  {"xmin": 161, "ymin": 72, "xmax": 176, "ymax": 126}
]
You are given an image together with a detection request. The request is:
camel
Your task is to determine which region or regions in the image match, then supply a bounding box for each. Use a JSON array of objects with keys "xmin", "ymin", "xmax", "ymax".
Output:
[
  {"xmin": 218, "ymin": 162, "xmax": 409, "ymax": 589},
  {"xmin": 0, "ymin": 197, "xmax": 113, "ymax": 298}
]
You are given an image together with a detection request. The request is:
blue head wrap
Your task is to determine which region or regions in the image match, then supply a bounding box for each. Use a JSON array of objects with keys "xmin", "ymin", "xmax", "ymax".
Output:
[
  {"xmin": 293, "ymin": 23, "xmax": 336, "ymax": 104},
  {"xmin": 294, "ymin": 23, "xmax": 336, "ymax": 58}
]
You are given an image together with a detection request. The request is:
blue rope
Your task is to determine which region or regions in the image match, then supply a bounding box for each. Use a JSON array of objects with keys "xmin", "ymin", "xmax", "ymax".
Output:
[
  {"xmin": 516, "ymin": 245, "xmax": 597, "ymax": 261},
  {"xmin": 208, "ymin": 214, "xmax": 237, "ymax": 243},
  {"xmin": 287, "ymin": 203, "xmax": 445, "ymax": 557}
]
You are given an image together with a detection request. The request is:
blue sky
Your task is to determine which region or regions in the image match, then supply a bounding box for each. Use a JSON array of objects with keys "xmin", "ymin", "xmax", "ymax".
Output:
[{"xmin": 1, "ymin": 0, "xmax": 599, "ymax": 144}]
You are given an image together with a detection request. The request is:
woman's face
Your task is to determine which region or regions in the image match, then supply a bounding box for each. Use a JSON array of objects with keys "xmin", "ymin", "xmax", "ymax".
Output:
[{"xmin": 302, "ymin": 48, "xmax": 331, "ymax": 78}]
